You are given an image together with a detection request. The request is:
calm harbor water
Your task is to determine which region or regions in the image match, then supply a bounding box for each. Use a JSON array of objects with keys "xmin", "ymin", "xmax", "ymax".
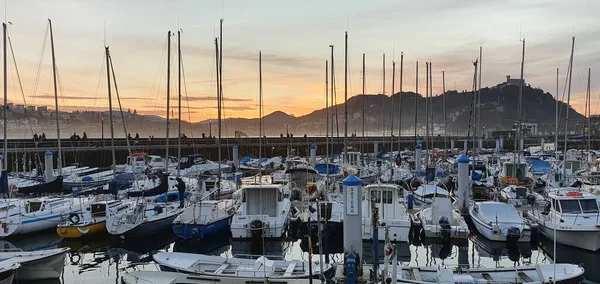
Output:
[{"xmin": 8, "ymin": 224, "xmax": 598, "ymax": 284}]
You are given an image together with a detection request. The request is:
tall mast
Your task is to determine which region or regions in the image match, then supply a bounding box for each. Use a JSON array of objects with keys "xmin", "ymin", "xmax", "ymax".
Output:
[
  {"xmin": 443, "ymin": 71, "xmax": 447, "ymax": 158},
  {"xmin": 471, "ymin": 60, "xmax": 478, "ymax": 156},
  {"xmin": 382, "ymin": 53, "xmax": 386, "ymax": 148},
  {"xmin": 326, "ymin": 59, "xmax": 329, "ymax": 169},
  {"xmin": 343, "ymin": 31, "xmax": 348, "ymax": 162},
  {"xmin": 217, "ymin": 19, "xmax": 223, "ymax": 189},
  {"xmin": 586, "ymin": 68, "xmax": 591, "ymax": 161},
  {"xmin": 390, "ymin": 60, "xmax": 395, "ymax": 152},
  {"xmin": 397, "ymin": 53, "xmax": 403, "ymax": 151},
  {"xmin": 259, "ymin": 51, "xmax": 262, "ymax": 169},
  {"xmin": 214, "ymin": 37, "xmax": 221, "ymax": 195},
  {"xmin": 478, "ymin": 46, "xmax": 482, "ymax": 148},
  {"xmin": 165, "ymin": 31, "xmax": 171, "ymax": 170},
  {"xmin": 361, "ymin": 54, "xmax": 365, "ymax": 154},
  {"xmin": 177, "ymin": 30, "xmax": 182, "ymax": 178},
  {"xmin": 516, "ymin": 39, "xmax": 525, "ymax": 169},
  {"xmin": 48, "ymin": 19, "xmax": 62, "ymax": 176},
  {"xmin": 555, "ymin": 68, "xmax": 559, "ymax": 157},
  {"xmin": 414, "ymin": 61, "xmax": 418, "ymax": 144},
  {"xmin": 425, "ymin": 62, "xmax": 429, "ymax": 164},
  {"xmin": 2, "ymin": 23, "xmax": 7, "ymax": 171},
  {"xmin": 563, "ymin": 37, "xmax": 575, "ymax": 179},
  {"xmin": 105, "ymin": 47, "xmax": 116, "ymax": 179},
  {"xmin": 429, "ymin": 61, "xmax": 433, "ymax": 153},
  {"xmin": 329, "ymin": 45, "xmax": 335, "ymax": 156}
]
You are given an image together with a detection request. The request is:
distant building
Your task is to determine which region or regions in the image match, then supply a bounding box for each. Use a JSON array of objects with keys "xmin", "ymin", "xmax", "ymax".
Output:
[
  {"xmin": 15, "ymin": 104, "xmax": 24, "ymax": 110},
  {"xmin": 26, "ymin": 106, "xmax": 36, "ymax": 112},
  {"xmin": 504, "ymin": 75, "xmax": 525, "ymax": 86},
  {"xmin": 37, "ymin": 106, "xmax": 48, "ymax": 112},
  {"xmin": 6, "ymin": 103, "xmax": 13, "ymax": 109}
]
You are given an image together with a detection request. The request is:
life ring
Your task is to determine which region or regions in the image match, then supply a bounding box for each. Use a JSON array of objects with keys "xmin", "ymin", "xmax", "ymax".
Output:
[
  {"xmin": 70, "ymin": 252, "xmax": 80, "ymax": 264},
  {"xmin": 69, "ymin": 213, "xmax": 80, "ymax": 225}
]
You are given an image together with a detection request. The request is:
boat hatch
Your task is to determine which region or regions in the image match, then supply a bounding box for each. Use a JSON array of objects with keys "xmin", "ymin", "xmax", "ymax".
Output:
[
  {"xmin": 28, "ymin": 201, "xmax": 42, "ymax": 213},
  {"xmin": 91, "ymin": 203, "xmax": 107, "ymax": 217},
  {"xmin": 515, "ymin": 187, "xmax": 527, "ymax": 199}
]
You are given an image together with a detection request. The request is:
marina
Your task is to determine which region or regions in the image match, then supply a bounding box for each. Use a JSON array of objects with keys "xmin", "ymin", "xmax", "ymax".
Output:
[{"xmin": 1, "ymin": 1, "xmax": 600, "ymax": 283}]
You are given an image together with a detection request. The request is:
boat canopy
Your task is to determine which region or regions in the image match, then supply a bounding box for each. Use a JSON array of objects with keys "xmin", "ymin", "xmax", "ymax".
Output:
[
  {"xmin": 474, "ymin": 202, "xmax": 522, "ymax": 226},
  {"xmin": 414, "ymin": 185, "xmax": 449, "ymax": 198}
]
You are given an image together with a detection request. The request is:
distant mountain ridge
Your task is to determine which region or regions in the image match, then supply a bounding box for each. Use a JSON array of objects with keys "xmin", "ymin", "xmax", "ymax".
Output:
[{"xmin": 3, "ymin": 80, "xmax": 586, "ymax": 139}]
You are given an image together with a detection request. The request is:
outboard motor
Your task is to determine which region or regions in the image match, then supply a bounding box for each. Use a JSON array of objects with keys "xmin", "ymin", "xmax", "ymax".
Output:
[
  {"xmin": 289, "ymin": 188, "xmax": 301, "ymax": 201},
  {"xmin": 506, "ymin": 226, "xmax": 521, "ymax": 243},
  {"xmin": 438, "ymin": 215, "xmax": 452, "ymax": 241},
  {"xmin": 250, "ymin": 219, "xmax": 264, "ymax": 241}
]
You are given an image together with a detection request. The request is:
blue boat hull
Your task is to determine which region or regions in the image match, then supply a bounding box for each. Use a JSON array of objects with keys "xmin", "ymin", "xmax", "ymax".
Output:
[
  {"xmin": 172, "ymin": 215, "xmax": 232, "ymax": 239},
  {"xmin": 122, "ymin": 214, "xmax": 178, "ymax": 239}
]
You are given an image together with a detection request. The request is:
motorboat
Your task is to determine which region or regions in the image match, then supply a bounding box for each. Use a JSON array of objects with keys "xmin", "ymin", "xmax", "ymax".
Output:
[
  {"xmin": 384, "ymin": 263, "xmax": 584, "ymax": 283},
  {"xmin": 415, "ymin": 196, "xmax": 469, "ymax": 241},
  {"xmin": 362, "ymin": 184, "xmax": 412, "ymax": 242},
  {"xmin": 469, "ymin": 201, "xmax": 532, "ymax": 243},
  {"xmin": 0, "ymin": 261, "xmax": 18, "ymax": 284},
  {"xmin": 172, "ymin": 199, "xmax": 238, "ymax": 239},
  {"xmin": 123, "ymin": 270, "xmax": 310, "ymax": 284},
  {"xmin": 56, "ymin": 199, "xmax": 129, "ymax": 239},
  {"xmin": 230, "ymin": 184, "xmax": 291, "ymax": 239},
  {"xmin": 498, "ymin": 185, "xmax": 544, "ymax": 207},
  {"xmin": 498, "ymin": 160, "xmax": 534, "ymax": 189},
  {"xmin": 0, "ymin": 196, "xmax": 93, "ymax": 238},
  {"xmin": 526, "ymin": 188, "xmax": 600, "ymax": 251},
  {"xmin": 412, "ymin": 185, "xmax": 449, "ymax": 204},
  {"xmin": 105, "ymin": 200, "xmax": 182, "ymax": 239},
  {"xmin": 153, "ymin": 253, "xmax": 332, "ymax": 279},
  {"xmin": 0, "ymin": 247, "xmax": 69, "ymax": 281}
]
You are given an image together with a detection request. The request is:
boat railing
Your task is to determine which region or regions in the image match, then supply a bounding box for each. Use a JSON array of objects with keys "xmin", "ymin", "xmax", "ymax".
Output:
[{"xmin": 232, "ymin": 254, "xmax": 285, "ymax": 261}]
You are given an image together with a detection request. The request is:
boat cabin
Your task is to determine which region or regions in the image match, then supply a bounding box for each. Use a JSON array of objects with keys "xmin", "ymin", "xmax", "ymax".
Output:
[
  {"xmin": 364, "ymin": 184, "xmax": 402, "ymax": 219},
  {"xmin": 90, "ymin": 200, "xmax": 122, "ymax": 218},
  {"xmin": 344, "ymin": 151, "xmax": 363, "ymax": 166},
  {"xmin": 242, "ymin": 185, "xmax": 283, "ymax": 217},
  {"xmin": 179, "ymin": 154, "xmax": 207, "ymax": 170},
  {"xmin": 503, "ymin": 162, "xmax": 528, "ymax": 179},
  {"xmin": 564, "ymin": 160, "xmax": 582, "ymax": 176},
  {"xmin": 27, "ymin": 198, "xmax": 71, "ymax": 213},
  {"xmin": 286, "ymin": 165, "xmax": 319, "ymax": 191},
  {"xmin": 544, "ymin": 189, "xmax": 599, "ymax": 215}
]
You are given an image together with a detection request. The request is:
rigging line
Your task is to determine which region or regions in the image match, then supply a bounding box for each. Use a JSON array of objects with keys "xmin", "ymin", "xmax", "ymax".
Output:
[
  {"xmin": 30, "ymin": 23, "xmax": 50, "ymax": 107},
  {"xmin": 7, "ymin": 34, "xmax": 43, "ymax": 165},
  {"xmin": 108, "ymin": 52, "xmax": 133, "ymax": 157}
]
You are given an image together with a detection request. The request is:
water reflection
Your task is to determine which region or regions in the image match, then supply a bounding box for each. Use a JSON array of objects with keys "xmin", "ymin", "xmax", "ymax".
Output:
[{"xmin": 0, "ymin": 227, "xmax": 592, "ymax": 283}]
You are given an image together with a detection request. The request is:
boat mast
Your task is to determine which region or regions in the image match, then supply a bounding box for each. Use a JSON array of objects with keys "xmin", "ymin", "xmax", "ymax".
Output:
[
  {"xmin": 516, "ymin": 39, "xmax": 525, "ymax": 171},
  {"xmin": 165, "ymin": 31, "xmax": 171, "ymax": 172},
  {"xmin": 414, "ymin": 61, "xmax": 418, "ymax": 145},
  {"xmin": 2, "ymin": 23, "xmax": 6, "ymax": 171},
  {"xmin": 326, "ymin": 59, "xmax": 329, "ymax": 178},
  {"xmin": 48, "ymin": 19, "xmax": 62, "ymax": 176},
  {"xmin": 105, "ymin": 47, "xmax": 116, "ymax": 179},
  {"xmin": 177, "ymin": 30, "xmax": 182, "ymax": 178},
  {"xmin": 563, "ymin": 36, "xmax": 575, "ymax": 179},
  {"xmin": 343, "ymin": 31, "xmax": 348, "ymax": 163},
  {"xmin": 425, "ymin": 62, "xmax": 429, "ymax": 165},
  {"xmin": 477, "ymin": 46, "xmax": 482, "ymax": 152},
  {"xmin": 397, "ymin": 52, "xmax": 403, "ymax": 151},
  {"xmin": 390, "ymin": 60, "xmax": 395, "ymax": 153},
  {"xmin": 217, "ymin": 19, "xmax": 223, "ymax": 191},
  {"xmin": 258, "ymin": 51, "xmax": 262, "ymax": 179},
  {"xmin": 214, "ymin": 37, "xmax": 221, "ymax": 195},
  {"xmin": 361, "ymin": 54, "xmax": 365, "ymax": 154},
  {"xmin": 443, "ymin": 71, "xmax": 447, "ymax": 158},
  {"xmin": 429, "ymin": 61, "xmax": 433, "ymax": 156},
  {"xmin": 586, "ymin": 68, "xmax": 591, "ymax": 164},
  {"xmin": 329, "ymin": 45, "xmax": 335, "ymax": 158},
  {"xmin": 555, "ymin": 68, "xmax": 559, "ymax": 157}
]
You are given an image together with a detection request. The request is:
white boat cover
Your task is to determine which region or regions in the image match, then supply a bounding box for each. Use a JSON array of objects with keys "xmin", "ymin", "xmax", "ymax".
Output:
[
  {"xmin": 414, "ymin": 185, "xmax": 449, "ymax": 197},
  {"xmin": 476, "ymin": 202, "xmax": 524, "ymax": 232}
]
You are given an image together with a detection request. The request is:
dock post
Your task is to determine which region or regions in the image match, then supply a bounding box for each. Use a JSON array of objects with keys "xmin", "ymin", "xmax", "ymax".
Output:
[
  {"xmin": 374, "ymin": 142, "xmax": 378, "ymax": 157},
  {"xmin": 450, "ymin": 139, "xmax": 455, "ymax": 151},
  {"xmin": 495, "ymin": 139, "xmax": 500, "ymax": 152},
  {"xmin": 310, "ymin": 143, "xmax": 317, "ymax": 167},
  {"xmin": 44, "ymin": 151, "xmax": 54, "ymax": 182},
  {"xmin": 478, "ymin": 138, "xmax": 483, "ymax": 151},
  {"xmin": 414, "ymin": 140, "xmax": 422, "ymax": 173},
  {"xmin": 232, "ymin": 145, "xmax": 239, "ymax": 168},
  {"xmin": 463, "ymin": 140, "xmax": 468, "ymax": 153},
  {"xmin": 499, "ymin": 137, "xmax": 504, "ymax": 150},
  {"xmin": 541, "ymin": 138, "xmax": 545, "ymax": 150},
  {"xmin": 519, "ymin": 138, "xmax": 524, "ymax": 152},
  {"xmin": 343, "ymin": 174, "xmax": 363, "ymax": 275},
  {"xmin": 457, "ymin": 153, "xmax": 470, "ymax": 214}
]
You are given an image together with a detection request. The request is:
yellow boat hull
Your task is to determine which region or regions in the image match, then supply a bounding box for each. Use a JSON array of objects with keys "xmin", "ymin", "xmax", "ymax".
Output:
[{"xmin": 57, "ymin": 221, "xmax": 107, "ymax": 239}]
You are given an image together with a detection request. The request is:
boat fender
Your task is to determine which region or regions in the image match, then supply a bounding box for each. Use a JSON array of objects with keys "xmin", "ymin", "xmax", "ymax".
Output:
[{"xmin": 69, "ymin": 213, "xmax": 80, "ymax": 224}]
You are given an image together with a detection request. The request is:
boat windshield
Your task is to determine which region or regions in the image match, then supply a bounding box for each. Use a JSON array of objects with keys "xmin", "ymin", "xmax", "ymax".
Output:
[
  {"xmin": 559, "ymin": 199, "xmax": 599, "ymax": 214},
  {"xmin": 580, "ymin": 199, "xmax": 599, "ymax": 213}
]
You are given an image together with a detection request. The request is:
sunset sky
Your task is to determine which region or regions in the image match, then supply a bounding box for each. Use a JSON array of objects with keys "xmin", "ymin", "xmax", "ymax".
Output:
[{"xmin": 3, "ymin": 0, "xmax": 600, "ymax": 122}]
